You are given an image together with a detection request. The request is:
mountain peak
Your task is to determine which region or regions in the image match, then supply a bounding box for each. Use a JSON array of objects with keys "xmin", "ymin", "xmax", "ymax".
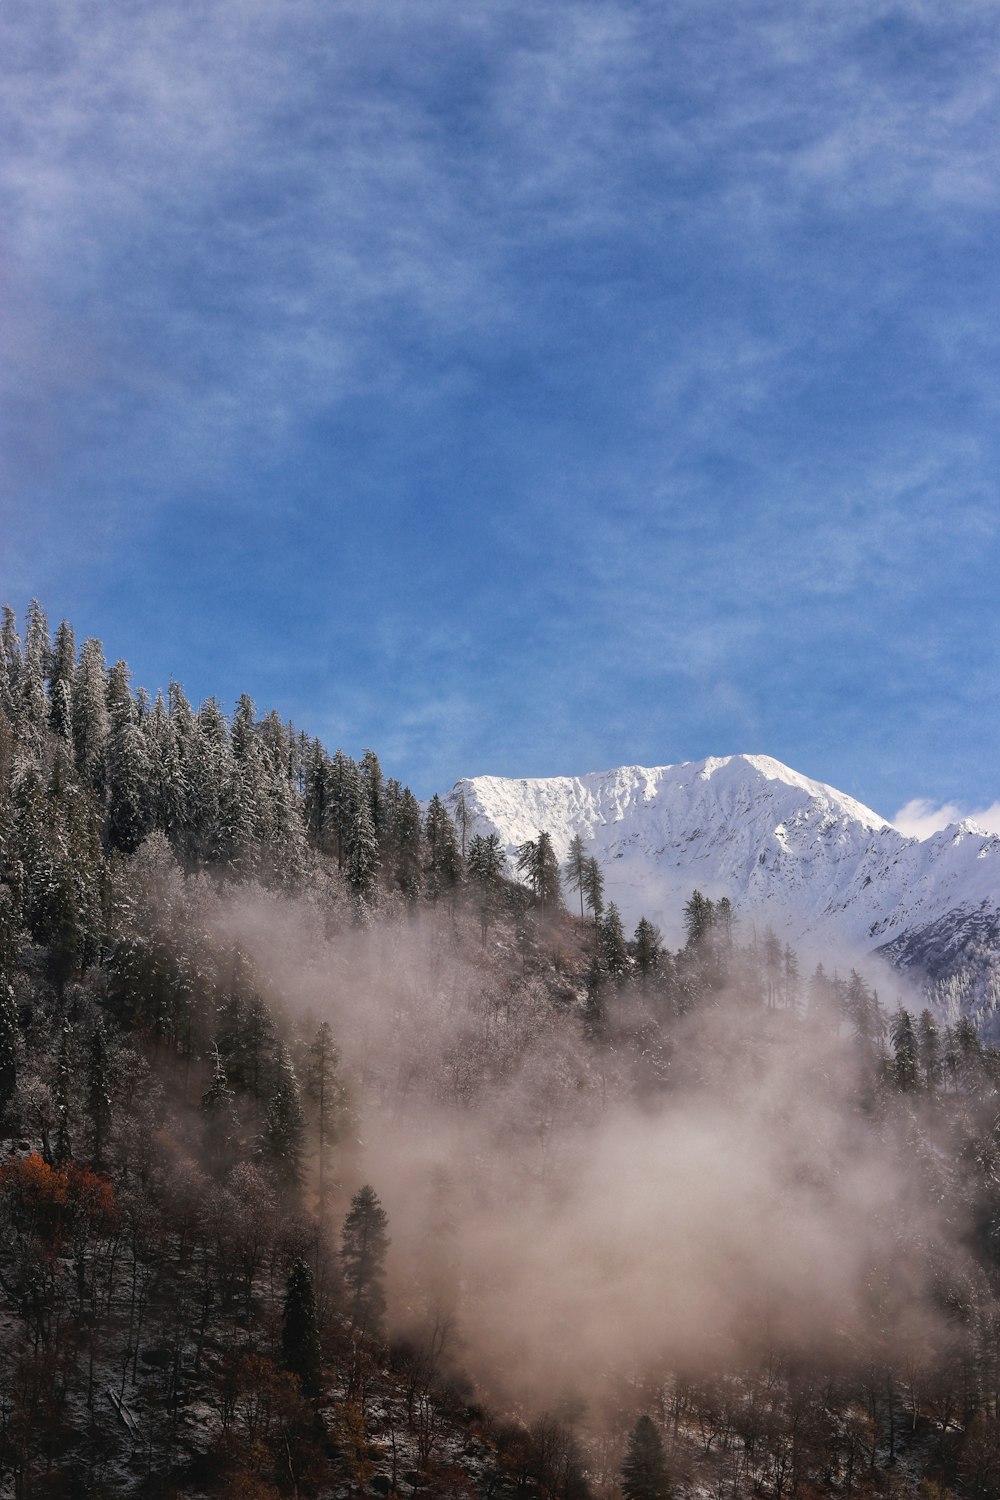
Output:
[{"xmin": 446, "ymin": 755, "xmax": 998, "ymax": 959}]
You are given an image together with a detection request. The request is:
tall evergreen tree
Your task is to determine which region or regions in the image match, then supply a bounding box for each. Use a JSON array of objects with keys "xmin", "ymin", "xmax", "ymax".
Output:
[
  {"xmin": 0, "ymin": 979, "xmax": 20, "ymax": 1120},
  {"xmin": 393, "ymin": 787, "xmax": 423, "ymax": 900},
  {"xmin": 565, "ymin": 833, "xmax": 589, "ymax": 918},
  {"xmin": 359, "ymin": 748, "xmax": 384, "ymax": 842},
  {"xmin": 890, "ymin": 1009, "xmax": 919, "ymax": 1092},
  {"xmin": 48, "ymin": 620, "xmax": 76, "ymax": 744},
  {"xmin": 633, "ymin": 917, "xmax": 662, "ymax": 979},
  {"xmin": 516, "ymin": 831, "xmax": 563, "ymax": 910},
  {"xmin": 72, "ymin": 637, "xmax": 110, "ymax": 795},
  {"xmin": 467, "ymin": 832, "xmax": 505, "ymax": 943},
  {"xmin": 621, "ymin": 1415, "xmax": 671, "ymax": 1500},
  {"xmin": 306, "ymin": 1020, "xmax": 347, "ymax": 1215},
  {"xmin": 601, "ymin": 903, "xmax": 629, "ymax": 980},
  {"xmin": 341, "ymin": 1183, "xmax": 390, "ymax": 1339},
  {"xmin": 105, "ymin": 660, "xmax": 152, "ymax": 854},
  {"xmin": 917, "ymin": 1009, "xmax": 940, "ymax": 1092},
  {"xmin": 582, "ymin": 856, "xmax": 605, "ymax": 925},
  {"xmin": 346, "ymin": 793, "xmax": 380, "ymax": 906},
  {"xmin": 683, "ymin": 890, "xmax": 715, "ymax": 949},
  {"xmin": 282, "ymin": 1258, "xmax": 323, "ymax": 1399},
  {"xmin": 53, "ymin": 1021, "xmax": 73, "ymax": 1166},
  {"xmin": 424, "ymin": 794, "xmax": 462, "ymax": 900},
  {"xmin": 87, "ymin": 1016, "xmax": 112, "ymax": 1167},
  {"xmin": 259, "ymin": 1042, "xmax": 306, "ymax": 1188}
]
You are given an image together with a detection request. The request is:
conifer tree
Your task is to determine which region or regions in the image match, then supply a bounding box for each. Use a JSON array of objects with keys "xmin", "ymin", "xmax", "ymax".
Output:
[
  {"xmin": 87, "ymin": 1016, "xmax": 112, "ymax": 1168},
  {"xmin": 282, "ymin": 1258, "xmax": 323, "ymax": 1399},
  {"xmin": 346, "ymin": 795, "xmax": 380, "ymax": 906},
  {"xmin": 325, "ymin": 750, "xmax": 355, "ymax": 870},
  {"xmin": 621, "ymin": 1415, "xmax": 671, "ymax": 1500},
  {"xmin": 306, "ymin": 1020, "xmax": 347, "ymax": 1214},
  {"xmin": 54, "ymin": 1021, "xmax": 73, "ymax": 1165},
  {"xmin": 890, "ymin": 1009, "xmax": 919, "ymax": 1092},
  {"xmin": 17, "ymin": 599, "xmax": 50, "ymax": 746},
  {"xmin": 565, "ymin": 833, "xmax": 589, "ymax": 917},
  {"xmin": 633, "ymin": 917, "xmax": 662, "ymax": 979},
  {"xmin": 106, "ymin": 660, "xmax": 152, "ymax": 854},
  {"xmin": 360, "ymin": 748, "xmax": 384, "ymax": 841},
  {"xmin": 516, "ymin": 831, "xmax": 563, "ymax": 910},
  {"xmin": 72, "ymin": 637, "xmax": 110, "ymax": 795},
  {"xmin": 584, "ymin": 957, "xmax": 608, "ymax": 1044},
  {"xmin": 259, "ymin": 1042, "xmax": 306, "ymax": 1187},
  {"xmin": 48, "ymin": 620, "xmax": 76, "ymax": 743},
  {"xmin": 917, "ymin": 1009, "xmax": 940, "ymax": 1091},
  {"xmin": 341, "ymin": 1183, "xmax": 390, "ymax": 1339},
  {"xmin": 0, "ymin": 980, "xmax": 20, "ymax": 1120},
  {"xmin": 393, "ymin": 787, "xmax": 423, "ymax": 900},
  {"xmin": 424, "ymin": 794, "xmax": 462, "ymax": 900},
  {"xmin": 467, "ymin": 832, "xmax": 505, "ymax": 943},
  {"xmin": 582, "ymin": 856, "xmax": 605, "ymax": 926},
  {"xmin": 201, "ymin": 1042, "xmax": 238, "ymax": 1177},
  {"xmin": 601, "ymin": 903, "xmax": 629, "ymax": 980},
  {"xmin": 683, "ymin": 890, "xmax": 715, "ymax": 949}
]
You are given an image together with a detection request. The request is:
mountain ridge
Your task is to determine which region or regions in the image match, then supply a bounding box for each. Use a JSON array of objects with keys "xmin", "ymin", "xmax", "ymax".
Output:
[{"xmin": 443, "ymin": 754, "xmax": 1000, "ymax": 992}]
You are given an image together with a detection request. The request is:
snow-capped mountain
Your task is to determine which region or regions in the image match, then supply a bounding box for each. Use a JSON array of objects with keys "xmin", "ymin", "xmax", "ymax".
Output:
[{"xmin": 445, "ymin": 754, "xmax": 1000, "ymax": 981}]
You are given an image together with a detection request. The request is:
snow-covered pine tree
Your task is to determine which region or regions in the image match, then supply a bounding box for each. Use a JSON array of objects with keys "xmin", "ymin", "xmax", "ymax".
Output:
[
  {"xmin": 259, "ymin": 1042, "xmax": 306, "ymax": 1188},
  {"xmin": 72, "ymin": 638, "xmax": 111, "ymax": 796},
  {"xmin": 106, "ymin": 660, "xmax": 152, "ymax": 854}
]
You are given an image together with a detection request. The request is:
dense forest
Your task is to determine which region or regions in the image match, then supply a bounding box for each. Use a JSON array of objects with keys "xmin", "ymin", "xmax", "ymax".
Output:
[{"xmin": 3, "ymin": 599, "xmax": 1000, "ymax": 1500}]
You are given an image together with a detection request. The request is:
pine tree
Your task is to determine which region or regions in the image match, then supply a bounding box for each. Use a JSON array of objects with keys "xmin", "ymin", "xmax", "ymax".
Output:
[
  {"xmin": 53, "ymin": 1021, "xmax": 73, "ymax": 1165},
  {"xmin": 601, "ymin": 903, "xmax": 629, "ymax": 980},
  {"xmin": 346, "ymin": 794, "xmax": 380, "ymax": 906},
  {"xmin": 325, "ymin": 750, "xmax": 356, "ymax": 870},
  {"xmin": 259, "ymin": 1042, "xmax": 306, "ymax": 1187},
  {"xmin": 306, "ymin": 1020, "xmax": 347, "ymax": 1215},
  {"xmin": 683, "ymin": 890, "xmax": 715, "ymax": 949},
  {"xmin": 17, "ymin": 599, "xmax": 50, "ymax": 746},
  {"xmin": 87, "ymin": 1016, "xmax": 112, "ymax": 1168},
  {"xmin": 584, "ymin": 957, "xmax": 608, "ymax": 1044},
  {"xmin": 48, "ymin": 620, "xmax": 76, "ymax": 744},
  {"xmin": 201, "ymin": 1042, "xmax": 238, "ymax": 1177},
  {"xmin": 582, "ymin": 856, "xmax": 605, "ymax": 926},
  {"xmin": 621, "ymin": 1415, "xmax": 671, "ymax": 1500},
  {"xmin": 393, "ymin": 787, "xmax": 423, "ymax": 900},
  {"xmin": 282, "ymin": 1258, "xmax": 323, "ymax": 1399},
  {"xmin": 360, "ymin": 748, "xmax": 384, "ymax": 841},
  {"xmin": 106, "ymin": 660, "xmax": 152, "ymax": 854},
  {"xmin": 890, "ymin": 1009, "xmax": 919, "ymax": 1092},
  {"xmin": 565, "ymin": 834, "xmax": 588, "ymax": 918},
  {"xmin": 424, "ymin": 794, "xmax": 462, "ymax": 900},
  {"xmin": 72, "ymin": 637, "xmax": 110, "ymax": 795},
  {"xmin": 341, "ymin": 1183, "xmax": 390, "ymax": 1339},
  {"xmin": 917, "ymin": 1009, "xmax": 940, "ymax": 1092},
  {"xmin": 467, "ymin": 832, "xmax": 505, "ymax": 886},
  {"xmin": 516, "ymin": 831, "xmax": 562, "ymax": 910},
  {"xmin": 633, "ymin": 917, "xmax": 662, "ymax": 979},
  {"xmin": 0, "ymin": 980, "xmax": 20, "ymax": 1120},
  {"xmin": 467, "ymin": 832, "xmax": 505, "ymax": 943}
]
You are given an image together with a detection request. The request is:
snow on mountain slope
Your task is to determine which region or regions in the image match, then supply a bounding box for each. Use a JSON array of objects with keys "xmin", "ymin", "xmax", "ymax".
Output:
[{"xmin": 444, "ymin": 755, "xmax": 1000, "ymax": 961}]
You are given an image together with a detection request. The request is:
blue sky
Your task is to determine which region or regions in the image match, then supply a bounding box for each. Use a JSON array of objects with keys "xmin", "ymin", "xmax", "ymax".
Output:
[{"xmin": 3, "ymin": 0, "xmax": 1000, "ymax": 826}]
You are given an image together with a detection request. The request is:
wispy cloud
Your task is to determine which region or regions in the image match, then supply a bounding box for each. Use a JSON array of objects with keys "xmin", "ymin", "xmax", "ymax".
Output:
[{"xmin": 893, "ymin": 798, "xmax": 1000, "ymax": 840}]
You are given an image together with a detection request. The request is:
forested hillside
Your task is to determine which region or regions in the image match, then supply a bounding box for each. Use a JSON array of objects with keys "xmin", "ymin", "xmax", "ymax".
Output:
[{"xmin": 4, "ymin": 600, "xmax": 1000, "ymax": 1500}]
